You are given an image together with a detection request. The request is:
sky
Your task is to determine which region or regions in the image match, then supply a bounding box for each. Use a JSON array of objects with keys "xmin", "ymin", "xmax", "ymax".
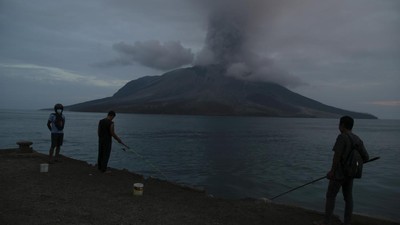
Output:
[{"xmin": 0, "ymin": 0, "xmax": 399, "ymax": 119}]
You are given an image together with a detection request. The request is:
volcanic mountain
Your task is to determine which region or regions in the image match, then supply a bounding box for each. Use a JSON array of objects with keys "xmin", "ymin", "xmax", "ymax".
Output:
[{"xmin": 67, "ymin": 65, "xmax": 377, "ymax": 119}]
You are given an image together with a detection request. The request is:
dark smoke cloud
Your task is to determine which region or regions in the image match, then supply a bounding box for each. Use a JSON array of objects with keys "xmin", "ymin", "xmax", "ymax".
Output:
[
  {"xmin": 98, "ymin": 0, "xmax": 303, "ymax": 87},
  {"xmin": 106, "ymin": 40, "xmax": 194, "ymax": 71},
  {"xmin": 196, "ymin": 0, "xmax": 304, "ymax": 87},
  {"xmin": 196, "ymin": 0, "xmax": 257, "ymax": 66}
]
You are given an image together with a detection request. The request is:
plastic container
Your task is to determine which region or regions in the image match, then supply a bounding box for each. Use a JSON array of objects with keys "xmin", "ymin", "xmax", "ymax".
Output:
[
  {"xmin": 40, "ymin": 163, "xmax": 49, "ymax": 172},
  {"xmin": 133, "ymin": 183, "xmax": 144, "ymax": 196}
]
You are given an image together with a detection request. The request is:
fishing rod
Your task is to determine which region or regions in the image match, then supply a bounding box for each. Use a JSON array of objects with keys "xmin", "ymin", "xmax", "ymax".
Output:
[
  {"xmin": 119, "ymin": 143, "xmax": 169, "ymax": 181},
  {"xmin": 270, "ymin": 156, "xmax": 380, "ymax": 200},
  {"xmin": 119, "ymin": 142, "xmax": 130, "ymax": 151}
]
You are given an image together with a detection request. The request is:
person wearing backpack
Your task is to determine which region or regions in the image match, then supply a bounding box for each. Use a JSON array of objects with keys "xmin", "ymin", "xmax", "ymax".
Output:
[
  {"xmin": 314, "ymin": 116, "xmax": 369, "ymax": 225},
  {"xmin": 47, "ymin": 103, "xmax": 65, "ymax": 163}
]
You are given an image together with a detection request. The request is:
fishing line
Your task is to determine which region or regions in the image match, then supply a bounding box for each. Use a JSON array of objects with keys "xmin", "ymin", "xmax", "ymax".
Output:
[{"xmin": 119, "ymin": 143, "xmax": 169, "ymax": 181}]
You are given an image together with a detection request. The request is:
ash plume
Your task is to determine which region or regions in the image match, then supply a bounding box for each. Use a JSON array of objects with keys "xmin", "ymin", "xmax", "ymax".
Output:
[
  {"xmin": 196, "ymin": 0, "xmax": 303, "ymax": 87},
  {"xmin": 196, "ymin": 0, "xmax": 256, "ymax": 66}
]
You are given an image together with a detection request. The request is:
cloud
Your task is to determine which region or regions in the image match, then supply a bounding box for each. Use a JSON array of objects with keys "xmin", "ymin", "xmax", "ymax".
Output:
[
  {"xmin": 0, "ymin": 63, "xmax": 128, "ymax": 87},
  {"xmin": 104, "ymin": 40, "xmax": 194, "ymax": 71},
  {"xmin": 367, "ymin": 100, "xmax": 400, "ymax": 107},
  {"xmin": 0, "ymin": 0, "xmax": 398, "ymax": 118}
]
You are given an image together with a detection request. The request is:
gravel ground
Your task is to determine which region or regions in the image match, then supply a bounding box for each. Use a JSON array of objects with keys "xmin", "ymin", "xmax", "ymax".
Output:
[{"xmin": 1, "ymin": 149, "xmax": 398, "ymax": 225}]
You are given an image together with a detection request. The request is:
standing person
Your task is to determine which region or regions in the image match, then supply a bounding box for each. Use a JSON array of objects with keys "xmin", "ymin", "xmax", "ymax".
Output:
[
  {"xmin": 97, "ymin": 111, "xmax": 125, "ymax": 173},
  {"xmin": 47, "ymin": 103, "xmax": 65, "ymax": 163},
  {"xmin": 314, "ymin": 116, "xmax": 369, "ymax": 225}
]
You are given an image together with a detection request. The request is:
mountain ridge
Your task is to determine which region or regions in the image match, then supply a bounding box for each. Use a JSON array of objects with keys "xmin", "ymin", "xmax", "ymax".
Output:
[{"xmin": 66, "ymin": 65, "xmax": 377, "ymax": 119}]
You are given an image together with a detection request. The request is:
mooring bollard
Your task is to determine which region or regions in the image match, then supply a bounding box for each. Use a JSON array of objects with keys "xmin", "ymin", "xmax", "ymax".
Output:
[{"xmin": 16, "ymin": 141, "xmax": 33, "ymax": 153}]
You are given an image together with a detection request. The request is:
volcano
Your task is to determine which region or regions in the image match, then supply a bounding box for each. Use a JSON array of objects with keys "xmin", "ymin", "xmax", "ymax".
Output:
[{"xmin": 66, "ymin": 65, "xmax": 376, "ymax": 119}]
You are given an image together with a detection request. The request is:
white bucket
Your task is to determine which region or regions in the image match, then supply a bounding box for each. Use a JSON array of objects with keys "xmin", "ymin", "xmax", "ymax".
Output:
[
  {"xmin": 133, "ymin": 183, "xmax": 144, "ymax": 196},
  {"xmin": 40, "ymin": 163, "xmax": 49, "ymax": 173}
]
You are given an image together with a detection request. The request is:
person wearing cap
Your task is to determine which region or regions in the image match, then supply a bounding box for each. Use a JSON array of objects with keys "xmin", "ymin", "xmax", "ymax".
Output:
[{"xmin": 47, "ymin": 103, "xmax": 65, "ymax": 163}]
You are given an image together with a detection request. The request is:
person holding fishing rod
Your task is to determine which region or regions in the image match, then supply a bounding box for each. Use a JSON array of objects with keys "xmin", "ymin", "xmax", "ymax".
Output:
[
  {"xmin": 97, "ymin": 110, "xmax": 127, "ymax": 173},
  {"xmin": 314, "ymin": 116, "xmax": 369, "ymax": 225}
]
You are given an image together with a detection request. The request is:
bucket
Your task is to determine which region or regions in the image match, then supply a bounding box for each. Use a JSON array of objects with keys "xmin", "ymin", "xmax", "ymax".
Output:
[
  {"xmin": 133, "ymin": 183, "xmax": 144, "ymax": 196},
  {"xmin": 40, "ymin": 163, "xmax": 49, "ymax": 173}
]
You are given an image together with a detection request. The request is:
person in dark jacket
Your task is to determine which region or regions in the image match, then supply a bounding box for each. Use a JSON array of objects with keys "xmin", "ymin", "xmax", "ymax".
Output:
[
  {"xmin": 97, "ymin": 111, "xmax": 125, "ymax": 173},
  {"xmin": 314, "ymin": 116, "xmax": 369, "ymax": 225}
]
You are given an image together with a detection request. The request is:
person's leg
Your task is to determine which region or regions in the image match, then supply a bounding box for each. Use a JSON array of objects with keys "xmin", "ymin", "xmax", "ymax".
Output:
[
  {"xmin": 49, "ymin": 147, "xmax": 54, "ymax": 162},
  {"xmin": 98, "ymin": 141, "xmax": 105, "ymax": 171},
  {"xmin": 342, "ymin": 178, "xmax": 354, "ymax": 225},
  {"xmin": 55, "ymin": 146, "xmax": 61, "ymax": 161},
  {"xmin": 49, "ymin": 134, "xmax": 56, "ymax": 163},
  {"xmin": 324, "ymin": 179, "xmax": 342, "ymax": 224},
  {"xmin": 98, "ymin": 141, "xmax": 111, "ymax": 172},
  {"xmin": 54, "ymin": 134, "xmax": 63, "ymax": 161},
  {"xmin": 103, "ymin": 142, "xmax": 112, "ymax": 172}
]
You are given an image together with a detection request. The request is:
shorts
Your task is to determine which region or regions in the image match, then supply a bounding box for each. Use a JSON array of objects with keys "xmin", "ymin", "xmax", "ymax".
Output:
[{"xmin": 51, "ymin": 133, "xmax": 64, "ymax": 147}]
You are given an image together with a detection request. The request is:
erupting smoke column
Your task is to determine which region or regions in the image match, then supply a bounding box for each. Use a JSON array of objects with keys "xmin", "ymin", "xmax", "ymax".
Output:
[
  {"xmin": 196, "ymin": 0, "xmax": 303, "ymax": 87},
  {"xmin": 196, "ymin": 0, "xmax": 258, "ymax": 66},
  {"xmin": 204, "ymin": 10, "xmax": 248, "ymax": 65}
]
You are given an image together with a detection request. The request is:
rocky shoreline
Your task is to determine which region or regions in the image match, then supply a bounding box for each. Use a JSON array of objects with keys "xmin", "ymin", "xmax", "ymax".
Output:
[{"xmin": 1, "ymin": 148, "xmax": 398, "ymax": 225}]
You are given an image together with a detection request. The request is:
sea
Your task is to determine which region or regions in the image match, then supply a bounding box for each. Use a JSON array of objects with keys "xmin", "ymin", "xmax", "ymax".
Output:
[{"xmin": 1, "ymin": 109, "xmax": 399, "ymax": 222}]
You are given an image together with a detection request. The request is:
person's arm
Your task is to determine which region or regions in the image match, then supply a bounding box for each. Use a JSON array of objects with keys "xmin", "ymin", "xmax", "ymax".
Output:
[
  {"xmin": 358, "ymin": 140, "xmax": 370, "ymax": 162},
  {"xmin": 47, "ymin": 114, "xmax": 52, "ymax": 131},
  {"xmin": 328, "ymin": 150, "xmax": 341, "ymax": 179},
  {"xmin": 110, "ymin": 123, "xmax": 122, "ymax": 143},
  {"xmin": 97, "ymin": 121, "xmax": 101, "ymax": 137},
  {"xmin": 47, "ymin": 120, "xmax": 52, "ymax": 131},
  {"xmin": 327, "ymin": 134, "xmax": 345, "ymax": 179}
]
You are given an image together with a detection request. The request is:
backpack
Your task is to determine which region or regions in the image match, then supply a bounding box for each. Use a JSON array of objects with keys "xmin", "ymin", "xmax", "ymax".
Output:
[
  {"xmin": 53, "ymin": 113, "xmax": 65, "ymax": 131},
  {"xmin": 342, "ymin": 134, "xmax": 364, "ymax": 179}
]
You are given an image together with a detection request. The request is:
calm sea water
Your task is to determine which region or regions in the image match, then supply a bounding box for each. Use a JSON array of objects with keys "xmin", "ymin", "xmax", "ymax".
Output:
[{"xmin": 1, "ymin": 109, "xmax": 399, "ymax": 222}]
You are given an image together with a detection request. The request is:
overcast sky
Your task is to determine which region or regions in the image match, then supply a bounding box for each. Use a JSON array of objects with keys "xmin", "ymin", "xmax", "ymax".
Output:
[{"xmin": 0, "ymin": 0, "xmax": 399, "ymax": 119}]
